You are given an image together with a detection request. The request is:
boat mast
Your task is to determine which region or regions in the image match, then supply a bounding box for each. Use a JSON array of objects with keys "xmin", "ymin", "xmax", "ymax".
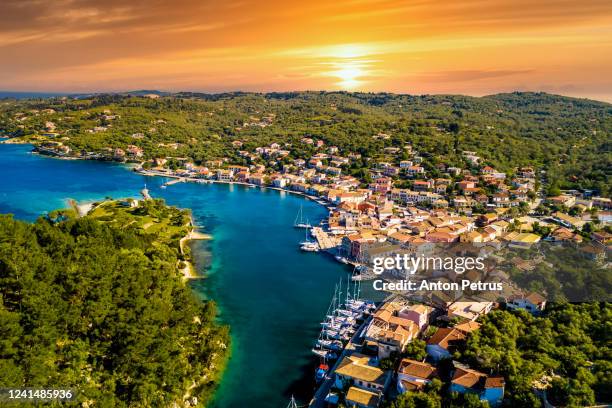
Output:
[
  {"xmin": 286, "ymin": 395, "xmax": 298, "ymax": 408},
  {"xmin": 338, "ymin": 278, "xmax": 343, "ymax": 310},
  {"xmin": 294, "ymin": 204, "xmax": 303, "ymax": 226},
  {"xmin": 345, "ymin": 276, "xmax": 350, "ymax": 305}
]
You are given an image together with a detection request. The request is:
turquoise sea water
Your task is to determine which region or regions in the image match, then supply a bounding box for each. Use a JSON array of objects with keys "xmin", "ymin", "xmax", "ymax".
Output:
[{"xmin": 0, "ymin": 142, "xmax": 366, "ymax": 407}]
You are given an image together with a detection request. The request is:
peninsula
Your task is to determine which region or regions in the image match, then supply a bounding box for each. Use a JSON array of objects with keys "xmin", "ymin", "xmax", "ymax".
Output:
[{"xmin": 0, "ymin": 198, "xmax": 229, "ymax": 407}]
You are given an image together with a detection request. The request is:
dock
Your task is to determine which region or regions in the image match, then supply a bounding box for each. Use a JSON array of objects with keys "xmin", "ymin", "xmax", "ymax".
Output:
[
  {"xmin": 308, "ymin": 316, "xmax": 371, "ymax": 408},
  {"xmin": 311, "ymin": 227, "xmax": 340, "ymax": 250},
  {"xmin": 164, "ymin": 177, "xmax": 185, "ymax": 186}
]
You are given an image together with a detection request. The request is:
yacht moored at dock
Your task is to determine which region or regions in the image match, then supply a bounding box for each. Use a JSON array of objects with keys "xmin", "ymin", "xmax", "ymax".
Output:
[
  {"xmin": 300, "ymin": 241, "xmax": 320, "ymax": 252},
  {"xmin": 311, "ymin": 278, "xmax": 375, "ymax": 364}
]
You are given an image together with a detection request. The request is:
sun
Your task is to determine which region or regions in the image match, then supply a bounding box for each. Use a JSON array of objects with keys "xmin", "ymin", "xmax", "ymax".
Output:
[{"xmin": 331, "ymin": 61, "xmax": 366, "ymax": 89}]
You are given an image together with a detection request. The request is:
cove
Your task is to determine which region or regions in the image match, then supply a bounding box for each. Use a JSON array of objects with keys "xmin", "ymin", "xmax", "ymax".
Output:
[{"xmin": 0, "ymin": 142, "xmax": 363, "ymax": 407}]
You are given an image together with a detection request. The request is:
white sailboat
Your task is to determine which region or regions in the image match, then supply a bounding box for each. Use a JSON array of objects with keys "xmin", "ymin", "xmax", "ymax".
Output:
[
  {"xmin": 311, "ymin": 347, "xmax": 338, "ymax": 359},
  {"xmin": 316, "ymin": 338, "xmax": 343, "ymax": 351},
  {"xmin": 299, "ymin": 227, "xmax": 319, "ymax": 252},
  {"xmin": 293, "ymin": 204, "xmax": 311, "ymax": 228},
  {"xmin": 334, "ymin": 255, "xmax": 350, "ymax": 264}
]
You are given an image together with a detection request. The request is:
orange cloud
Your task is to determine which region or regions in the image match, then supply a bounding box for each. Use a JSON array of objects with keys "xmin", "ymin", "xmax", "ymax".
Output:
[{"xmin": 0, "ymin": 0, "xmax": 610, "ymax": 100}]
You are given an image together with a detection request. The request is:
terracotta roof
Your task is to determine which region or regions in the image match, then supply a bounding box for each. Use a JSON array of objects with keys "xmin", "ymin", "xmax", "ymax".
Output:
[
  {"xmin": 525, "ymin": 292, "xmax": 546, "ymax": 305},
  {"xmin": 427, "ymin": 327, "xmax": 466, "ymax": 349},
  {"xmin": 346, "ymin": 387, "xmax": 381, "ymax": 407},
  {"xmin": 407, "ymin": 304, "xmax": 429, "ymax": 314},
  {"xmin": 454, "ymin": 321, "xmax": 481, "ymax": 334},
  {"xmin": 485, "ymin": 376, "xmax": 505, "ymax": 388},
  {"xmin": 398, "ymin": 359, "xmax": 438, "ymax": 380},
  {"xmin": 452, "ymin": 367, "xmax": 487, "ymax": 388},
  {"xmin": 400, "ymin": 379, "xmax": 426, "ymax": 391},
  {"xmin": 335, "ymin": 353, "xmax": 387, "ymax": 384}
]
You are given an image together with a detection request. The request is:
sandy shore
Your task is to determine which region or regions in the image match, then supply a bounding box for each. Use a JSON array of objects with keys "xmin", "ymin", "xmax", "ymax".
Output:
[
  {"xmin": 179, "ymin": 227, "xmax": 213, "ymax": 281},
  {"xmin": 180, "ymin": 260, "xmax": 198, "ymax": 280},
  {"xmin": 189, "ymin": 230, "xmax": 212, "ymax": 240}
]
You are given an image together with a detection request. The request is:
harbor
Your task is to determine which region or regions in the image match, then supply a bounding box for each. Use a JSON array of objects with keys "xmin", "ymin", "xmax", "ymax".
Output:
[
  {"xmin": 308, "ymin": 276, "xmax": 377, "ymax": 407},
  {"xmin": 0, "ymin": 143, "xmax": 353, "ymax": 408}
]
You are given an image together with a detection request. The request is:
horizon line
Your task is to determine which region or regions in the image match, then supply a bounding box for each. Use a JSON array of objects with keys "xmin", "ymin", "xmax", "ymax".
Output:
[{"xmin": 1, "ymin": 89, "xmax": 611, "ymax": 104}]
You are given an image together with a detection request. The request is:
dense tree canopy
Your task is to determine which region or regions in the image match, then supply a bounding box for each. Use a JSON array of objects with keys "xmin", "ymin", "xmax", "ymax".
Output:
[
  {"xmin": 1, "ymin": 91, "xmax": 610, "ymax": 195},
  {"xmin": 461, "ymin": 304, "xmax": 611, "ymax": 408},
  {"xmin": 0, "ymin": 201, "xmax": 228, "ymax": 407}
]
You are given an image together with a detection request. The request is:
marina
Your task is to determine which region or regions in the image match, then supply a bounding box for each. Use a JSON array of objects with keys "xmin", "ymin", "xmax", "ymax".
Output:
[
  {"xmin": 0, "ymin": 143, "xmax": 354, "ymax": 408},
  {"xmin": 308, "ymin": 276, "xmax": 376, "ymax": 406}
]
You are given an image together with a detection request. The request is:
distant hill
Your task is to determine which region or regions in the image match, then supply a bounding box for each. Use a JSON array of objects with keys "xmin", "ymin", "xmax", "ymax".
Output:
[
  {"xmin": 1, "ymin": 90, "xmax": 609, "ymax": 195},
  {"xmin": 122, "ymin": 89, "xmax": 172, "ymax": 97},
  {"xmin": 0, "ymin": 91, "xmax": 72, "ymax": 99}
]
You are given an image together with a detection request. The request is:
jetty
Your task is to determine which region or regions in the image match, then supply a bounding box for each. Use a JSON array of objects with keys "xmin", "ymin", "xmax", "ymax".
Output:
[
  {"xmin": 311, "ymin": 227, "xmax": 340, "ymax": 250},
  {"xmin": 164, "ymin": 177, "xmax": 185, "ymax": 186},
  {"xmin": 308, "ymin": 316, "xmax": 371, "ymax": 408}
]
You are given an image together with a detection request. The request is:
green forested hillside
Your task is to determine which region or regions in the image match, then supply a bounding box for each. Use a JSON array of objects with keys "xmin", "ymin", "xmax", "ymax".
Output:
[
  {"xmin": 462, "ymin": 304, "xmax": 611, "ymax": 408},
  {"xmin": 0, "ymin": 201, "xmax": 228, "ymax": 407},
  {"xmin": 0, "ymin": 91, "xmax": 610, "ymax": 195}
]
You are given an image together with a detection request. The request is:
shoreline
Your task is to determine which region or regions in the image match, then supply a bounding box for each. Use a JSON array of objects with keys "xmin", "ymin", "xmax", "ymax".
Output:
[
  {"xmin": 17, "ymin": 144, "xmax": 354, "ymax": 273},
  {"xmin": 179, "ymin": 215, "xmax": 213, "ymax": 281},
  {"xmin": 77, "ymin": 196, "xmax": 212, "ymax": 282},
  {"xmin": 24, "ymin": 145, "xmax": 335, "ymax": 211},
  {"xmin": 0, "ymin": 141, "xmax": 357, "ymax": 408},
  {"xmin": 23, "ymin": 140, "xmax": 333, "ymax": 210},
  {"xmin": 138, "ymin": 168, "xmax": 336, "ymax": 211}
]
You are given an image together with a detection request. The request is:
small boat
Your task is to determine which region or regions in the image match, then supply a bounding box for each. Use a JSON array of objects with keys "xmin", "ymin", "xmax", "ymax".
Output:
[
  {"xmin": 299, "ymin": 225, "xmax": 319, "ymax": 251},
  {"xmin": 300, "ymin": 241, "xmax": 319, "ymax": 252},
  {"xmin": 335, "ymin": 317, "xmax": 358, "ymax": 327},
  {"xmin": 315, "ymin": 363, "xmax": 329, "ymax": 383},
  {"xmin": 317, "ymin": 339, "xmax": 343, "ymax": 351},
  {"xmin": 323, "ymin": 330, "xmax": 350, "ymax": 341},
  {"xmin": 336, "ymin": 309, "xmax": 358, "ymax": 318},
  {"xmin": 342, "ymin": 327, "xmax": 356, "ymax": 335},
  {"xmin": 321, "ymin": 321, "xmax": 342, "ymax": 330},
  {"xmin": 294, "ymin": 204, "xmax": 312, "ymax": 228},
  {"xmin": 335, "ymin": 255, "xmax": 350, "ymax": 264},
  {"xmin": 322, "ymin": 328, "xmax": 340, "ymax": 339},
  {"xmin": 311, "ymin": 348, "xmax": 337, "ymax": 359}
]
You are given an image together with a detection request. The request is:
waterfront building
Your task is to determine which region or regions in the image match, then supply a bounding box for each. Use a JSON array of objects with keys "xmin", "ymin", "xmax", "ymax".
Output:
[
  {"xmin": 345, "ymin": 386, "xmax": 381, "ymax": 408},
  {"xmin": 248, "ymin": 173, "xmax": 266, "ymax": 186},
  {"xmin": 216, "ymin": 169, "xmax": 234, "ymax": 182},
  {"xmin": 396, "ymin": 359, "xmax": 438, "ymax": 393},
  {"xmin": 364, "ymin": 302, "xmax": 419, "ymax": 359},
  {"xmin": 334, "ymin": 353, "xmax": 390, "ymax": 394}
]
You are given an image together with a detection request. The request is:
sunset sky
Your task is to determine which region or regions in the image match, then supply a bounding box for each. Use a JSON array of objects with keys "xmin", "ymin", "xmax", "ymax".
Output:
[{"xmin": 1, "ymin": 0, "xmax": 612, "ymax": 101}]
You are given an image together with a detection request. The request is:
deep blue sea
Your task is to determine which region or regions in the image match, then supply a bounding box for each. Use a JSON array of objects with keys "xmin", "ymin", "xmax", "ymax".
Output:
[{"xmin": 0, "ymin": 142, "xmax": 371, "ymax": 408}]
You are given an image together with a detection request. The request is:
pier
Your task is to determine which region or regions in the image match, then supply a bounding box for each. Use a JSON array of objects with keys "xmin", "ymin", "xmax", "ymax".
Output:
[
  {"xmin": 308, "ymin": 316, "xmax": 371, "ymax": 408},
  {"xmin": 311, "ymin": 227, "xmax": 340, "ymax": 250},
  {"xmin": 164, "ymin": 177, "xmax": 185, "ymax": 186}
]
